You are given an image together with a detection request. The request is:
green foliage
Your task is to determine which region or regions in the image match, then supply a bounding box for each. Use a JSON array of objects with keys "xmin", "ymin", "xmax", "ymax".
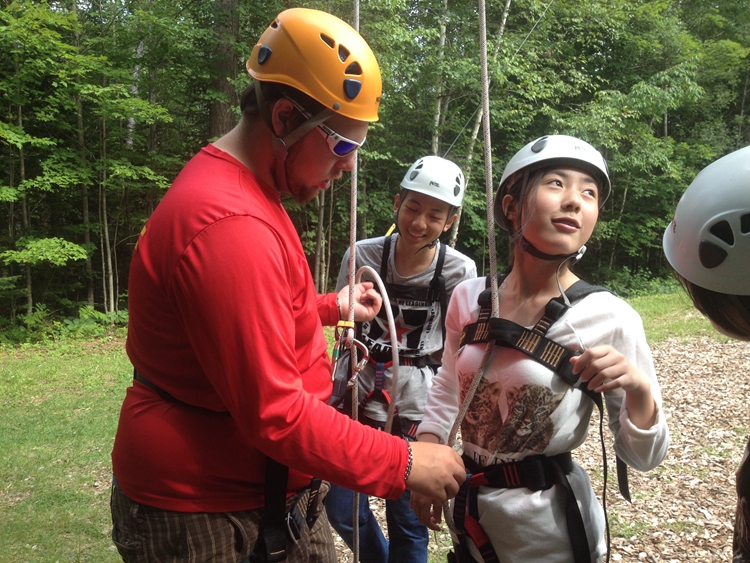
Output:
[
  {"xmin": 599, "ymin": 267, "xmax": 679, "ymax": 298},
  {"xmin": 2, "ymin": 303, "xmax": 128, "ymax": 345},
  {"xmin": 0, "ymin": 236, "xmax": 87, "ymax": 267},
  {"xmin": 1, "ymin": 0, "xmax": 750, "ymax": 324}
]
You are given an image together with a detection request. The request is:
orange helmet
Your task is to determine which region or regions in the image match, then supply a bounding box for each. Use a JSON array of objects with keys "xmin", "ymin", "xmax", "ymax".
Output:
[{"xmin": 247, "ymin": 8, "xmax": 382, "ymax": 122}]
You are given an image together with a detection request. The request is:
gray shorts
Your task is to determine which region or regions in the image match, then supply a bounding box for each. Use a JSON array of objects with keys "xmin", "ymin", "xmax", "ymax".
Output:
[{"xmin": 110, "ymin": 481, "xmax": 336, "ymax": 563}]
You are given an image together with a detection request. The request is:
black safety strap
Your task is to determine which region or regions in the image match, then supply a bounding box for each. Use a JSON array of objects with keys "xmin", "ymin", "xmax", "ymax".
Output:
[
  {"xmin": 454, "ymin": 453, "xmax": 586, "ymax": 563},
  {"xmin": 262, "ymin": 459, "xmax": 290, "ymax": 562}
]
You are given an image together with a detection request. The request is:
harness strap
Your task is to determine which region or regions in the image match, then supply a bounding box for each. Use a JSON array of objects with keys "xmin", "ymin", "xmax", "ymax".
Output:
[
  {"xmin": 460, "ymin": 316, "xmax": 597, "ymax": 401},
  {"xmin": 366, "ymin": 353, "xmax": 438, "ymax": 368},
  {"xmin": 455, "ymin": 453, "xmax": 589, "ymax": 563},
  {"xmin": 364, "ymin": 361, "xmax": 392, "ymax": 406},
  {"xmin": 461, "ymin": 275, "xmax": 630, "ymax": 501},
  {"xmin": 263, "ymin": 459, "xmax": 290, "ymax": 562}
]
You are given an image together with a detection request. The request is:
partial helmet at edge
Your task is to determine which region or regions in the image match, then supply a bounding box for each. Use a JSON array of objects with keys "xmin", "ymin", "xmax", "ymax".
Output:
[
  {"xmin": 400, "ymin": 156, "xmax": 466, "ymax": 208},
  {"xmin": 493, "ymin": 135, "xmax": 611, "ymax": 228},
  {"xmin": 662, "ymin": 145, "xmax": 750, "ymax": 295},
  {"xmin": 246, "ymin": 8, "xmax": 382, "ymax": 122}
]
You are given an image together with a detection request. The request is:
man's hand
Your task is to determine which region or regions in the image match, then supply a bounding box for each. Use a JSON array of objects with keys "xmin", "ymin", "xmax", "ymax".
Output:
[
  {"xmin": 410, "ymin": 490, "xmax": 445, "ymax": 530},
  {"xmin": 337, "ymin": 283, "xmax": 382, "ymax": 322},
  {"xmin": 405, "ymin": 441, "xmax": 465, "ymax": 506}
]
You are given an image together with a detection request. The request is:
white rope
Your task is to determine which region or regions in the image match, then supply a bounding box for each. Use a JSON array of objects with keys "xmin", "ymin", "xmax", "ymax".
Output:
[
  {"xmin": 348, "ymin": 3, "xmax": 361, "ymax": 557},
  {"xmin": 345, "ymin": 4, "xmax": 397, "ymax": 560},
  {"xmin": 443, "ymin": 0, "xmax": 500, "ymax": 534}
]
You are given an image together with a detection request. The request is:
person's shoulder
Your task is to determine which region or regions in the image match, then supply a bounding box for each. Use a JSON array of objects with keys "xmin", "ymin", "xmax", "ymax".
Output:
[
  {"xmin": 356, "ymin": 235, "xmax": 387, "ymax": 249},
  {"xmin": 444, "ymin": 245, "xmax": 477, "ymax": 270},
  {"xmin": 573, "ymin": 287, "xmax": 643, "ymax": 324},
  {"xmin": 452, "ymin": 276, "xmax": 487, "ymax": 301}
]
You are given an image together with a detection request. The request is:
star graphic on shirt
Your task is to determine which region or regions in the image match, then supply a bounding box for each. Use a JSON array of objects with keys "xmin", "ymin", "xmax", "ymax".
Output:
[{"xmin": 376, "ymin": 315, "xmax": 416, "ymax": 345}]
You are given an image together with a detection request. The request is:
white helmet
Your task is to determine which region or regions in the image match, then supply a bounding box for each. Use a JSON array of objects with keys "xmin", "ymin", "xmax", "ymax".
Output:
[
  {"xmin": 400, "ymin": 156, "xmax": 466, "ymax": 208},
  {"xmin": 494, "ymin": 135, "xmax": 611, "ymax": 228},
  {"xmin": 662, "ymin": 145, "xmax": 750, "ymax": 295}
]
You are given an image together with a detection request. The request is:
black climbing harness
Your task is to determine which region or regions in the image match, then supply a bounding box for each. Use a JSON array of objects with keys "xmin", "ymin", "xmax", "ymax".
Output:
[
  {"xmin": 450, "ymin": 274, "xmax": 631, "ymax": 563},
  {"xmin": 331, "ymin": 235, "xmax": 448, "ymax": 427}
]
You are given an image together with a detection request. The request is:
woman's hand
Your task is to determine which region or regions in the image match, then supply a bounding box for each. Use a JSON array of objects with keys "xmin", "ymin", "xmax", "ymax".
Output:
[{"xmin": 571, "ymin": 345, "xmax": 657, "ymax": 429}]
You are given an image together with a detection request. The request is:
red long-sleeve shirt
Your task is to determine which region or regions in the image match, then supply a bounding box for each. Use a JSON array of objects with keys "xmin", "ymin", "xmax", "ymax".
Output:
[{"xmin": 113, "ymin": 144, "xmax": 407, "ymax": 512}]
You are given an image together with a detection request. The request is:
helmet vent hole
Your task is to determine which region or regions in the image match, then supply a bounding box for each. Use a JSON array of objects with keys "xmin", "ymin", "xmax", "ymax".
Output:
[
  {"xmin": 699, "ymin": 240, "xmax": 728, "ymax": 269},
  {"xmin": 338, "ymin": 45, "xmax": 350, "ymax": 62},
  {"xmin": 741, "ymin": 213, "xmax": 750, "ymax": 234},
  {"xmin": 709, "ymin": 220, "xmax": 734, "ymax": 245},
  {"xmin": 345, "ymin": 62, "xmax": 362, "ymax": 76},
  {"xmin": 343, "ymin": 79, "xmax": 362, "ymax": 99},
  {"xmin": 531, "ymin": 137, "xmax": 549, "ymax": 153},
  {"xmin": 257, "ymin": 46, "xmax": 272, "ymax": 65},
  {"xmin": 320, "ymin": 34, "xmax": 335, "ymax": 49}
]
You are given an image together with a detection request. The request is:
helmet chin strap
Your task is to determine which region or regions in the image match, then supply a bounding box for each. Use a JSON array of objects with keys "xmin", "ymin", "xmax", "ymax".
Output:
[{"xmin": 518, "ymin": 236, "xmax": 583, "ymax": 261}]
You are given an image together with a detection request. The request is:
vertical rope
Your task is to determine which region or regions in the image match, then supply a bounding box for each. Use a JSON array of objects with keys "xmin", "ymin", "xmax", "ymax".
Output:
[
  {"xmin": 347, "ymin": 6, "xmax": 362, "ymax": 562},
  {"xmin": 443, "ymin": 0, "xmax": 499, "ymax": 534}
]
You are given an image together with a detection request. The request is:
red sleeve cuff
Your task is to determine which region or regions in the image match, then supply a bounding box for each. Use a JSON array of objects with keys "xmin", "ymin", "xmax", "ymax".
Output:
[{"xmin": 317, "ymin": 293, "xmax": 340, "ymax": 327}]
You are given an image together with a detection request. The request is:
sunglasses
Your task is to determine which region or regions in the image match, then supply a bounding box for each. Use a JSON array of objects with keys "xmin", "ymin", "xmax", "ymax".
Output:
[{"xmin": 284, "ymin": 95, "xmax": 365, "ymax": 157}]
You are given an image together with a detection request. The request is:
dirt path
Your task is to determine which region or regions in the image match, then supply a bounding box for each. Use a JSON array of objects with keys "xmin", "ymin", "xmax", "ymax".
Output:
[{"xmin": 333, "ymin": 337, "xmax": 750, "ymax": 562}]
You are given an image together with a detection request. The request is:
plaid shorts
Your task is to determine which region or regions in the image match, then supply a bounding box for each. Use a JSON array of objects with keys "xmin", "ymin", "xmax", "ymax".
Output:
[{"xmin": 110, "ymin": 481, "xmax": 336, "ymax": 563}]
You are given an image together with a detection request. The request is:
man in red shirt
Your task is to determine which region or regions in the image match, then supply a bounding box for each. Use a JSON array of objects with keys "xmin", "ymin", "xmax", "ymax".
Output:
[{"xmin": 110, "ymin": 8, "xmax": 465, "ymax": 563}]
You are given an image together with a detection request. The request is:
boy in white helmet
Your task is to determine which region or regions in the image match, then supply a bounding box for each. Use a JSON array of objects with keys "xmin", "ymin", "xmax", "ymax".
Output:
[
  {"xmin": 662, "ymin": 145, "xmax": 750, "ymax": 560},
  {"xmin": 325, "ymin": 155, "xmax": 477, "ymax": 563}
]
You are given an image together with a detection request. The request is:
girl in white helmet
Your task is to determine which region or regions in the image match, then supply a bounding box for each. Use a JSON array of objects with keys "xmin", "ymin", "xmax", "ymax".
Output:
[
  {"xmin": 325, "ymin": 155, "xmax": 477, "ymax": 563},
  {"xmin": 412, "ymin": 135, "xmax": 669, "ymax": 563},
  {"xmin": 662, "ymin": 145, "xmax": 750, "ymax": 560}
]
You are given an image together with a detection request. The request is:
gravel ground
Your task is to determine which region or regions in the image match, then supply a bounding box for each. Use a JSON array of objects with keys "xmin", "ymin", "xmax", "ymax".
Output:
[{"xmin": 332, "ymin": 336, "xmax": 750, "ymax": 562}]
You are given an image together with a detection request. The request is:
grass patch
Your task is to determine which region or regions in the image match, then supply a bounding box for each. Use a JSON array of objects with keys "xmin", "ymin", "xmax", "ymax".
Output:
[
  {"xmin": 626, "ymin": 292, "xmax": 723, "ymax": 344},
  {"xmin": 0, "ymin": 337, "xmax": 131, "ymax": 563}
]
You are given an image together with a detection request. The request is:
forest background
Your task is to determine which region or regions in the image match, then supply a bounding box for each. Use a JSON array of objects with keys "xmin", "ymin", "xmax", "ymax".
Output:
[{"xmin": 1, "ymin": 0, "xmax": 749, "ymax": 342}]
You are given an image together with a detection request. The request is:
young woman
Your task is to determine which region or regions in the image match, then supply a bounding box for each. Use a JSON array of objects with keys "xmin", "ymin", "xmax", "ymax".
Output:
[
  {"xmin": 662, "ymin": 145, "xmax": 750, "ymax": 561},
  {"xmin": 411, "ymin": 135, "xmax": 670, "ymax": 563}
]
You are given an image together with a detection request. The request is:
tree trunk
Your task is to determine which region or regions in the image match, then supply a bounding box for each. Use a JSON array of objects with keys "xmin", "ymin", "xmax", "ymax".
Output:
[
  {"xmin": 314, "ymin": 190, "xmax": 325, "ymax": 292},
  {"xmin": 100, "ymin": 115, "xmax": 115, "ymax": 316},
  {"xmin": 608, "ymin": 187, "xmax": 628, "ymax": 269},
  {"xmin": 208, "ymin": 0, "xmax": 239, "ymax": 139},
  {"xmin": 76, "ymin": 94, "xmax": 95, "ymax": 307},
  {"xmin": 737, "ymin": 62, "xmax": 749, "ymax": 149},
  {"xmin": 16, "ymin": 102, "xmax": 32, "ymax": 316},
  {"xmin": 448, "ymin": 0, "xmax": 512, "ymax": 247},
  {"xmin": 325, "ymin": 183, "xmax": 335, "ymax": 294},
  {"xmin": 357, "ymin": 182, "xmax": 367, "ymax": 241}
]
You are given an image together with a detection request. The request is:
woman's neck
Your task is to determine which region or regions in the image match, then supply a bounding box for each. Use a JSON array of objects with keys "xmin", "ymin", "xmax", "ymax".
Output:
[{"xmin": 497, "ymin": 249, "xmax": 579, "ymax": 325}]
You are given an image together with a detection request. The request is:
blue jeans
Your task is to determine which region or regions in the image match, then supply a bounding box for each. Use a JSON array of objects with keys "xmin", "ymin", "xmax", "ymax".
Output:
[{"xmin": 324, "ymin": 482, "xmax": 428, "ymax": 563}]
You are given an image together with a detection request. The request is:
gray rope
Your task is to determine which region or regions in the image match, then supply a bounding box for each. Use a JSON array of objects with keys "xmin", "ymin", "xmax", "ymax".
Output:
[{"xmin": 443, "ymin": 0, "xmax": 499, "ymax": 534}]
